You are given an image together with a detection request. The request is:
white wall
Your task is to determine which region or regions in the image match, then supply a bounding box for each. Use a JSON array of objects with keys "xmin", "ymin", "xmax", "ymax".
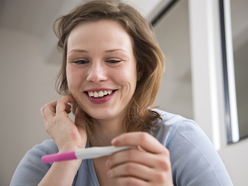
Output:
[{"xmin": 0, "ymin": 28, "xmax": 60, "ymax": 185}]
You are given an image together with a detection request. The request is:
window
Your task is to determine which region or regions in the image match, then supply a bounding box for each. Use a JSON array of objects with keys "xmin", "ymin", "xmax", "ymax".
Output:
[{"xmin": 219, "ymin": 0, "xmax": 248, "ymax": 143}]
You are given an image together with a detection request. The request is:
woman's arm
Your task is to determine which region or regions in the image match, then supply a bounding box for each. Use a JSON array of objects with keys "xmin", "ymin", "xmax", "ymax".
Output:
[{"xmin": 38, "ymin": 160, "xmax": 81, "ymax": 186}]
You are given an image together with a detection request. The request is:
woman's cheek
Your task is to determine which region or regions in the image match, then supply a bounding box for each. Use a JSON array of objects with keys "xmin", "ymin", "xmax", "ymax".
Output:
[{"xmin": 67, "ymin": 68, "xmax": 85, "ymax": 88}]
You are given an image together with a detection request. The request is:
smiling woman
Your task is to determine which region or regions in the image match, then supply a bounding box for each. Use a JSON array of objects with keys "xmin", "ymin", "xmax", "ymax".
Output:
[
  {"xmin": 54, "ymin": 1, "xmax": 164, "ymax": 138},
  {"xmin": 10, "ymin": 0, "xmax": 233, "ymax": 186}
]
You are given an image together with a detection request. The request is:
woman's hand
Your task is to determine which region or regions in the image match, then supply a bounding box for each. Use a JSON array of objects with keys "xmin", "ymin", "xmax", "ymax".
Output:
[
  {"xmin": 107, "ymin": 132, "xmax": 173, "ymax": 186},
  {"xmin": 39, "ymin": 95, "xmax": 87, "ymax": 185},
  {"xmin": 40, "ymin": 95, "xmax": 87, "ymax": 152}
]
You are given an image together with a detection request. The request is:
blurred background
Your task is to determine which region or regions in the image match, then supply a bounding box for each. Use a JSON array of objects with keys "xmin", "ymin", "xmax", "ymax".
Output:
[{"xmin": 0, "ymin": 0, "xmax": 247, "ymax": 185}]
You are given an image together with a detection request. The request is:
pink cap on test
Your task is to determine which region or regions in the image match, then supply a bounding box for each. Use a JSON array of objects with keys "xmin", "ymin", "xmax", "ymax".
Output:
[{"xmin": 42, "ymin": 151, "xmax": 77, "ymax": 163}]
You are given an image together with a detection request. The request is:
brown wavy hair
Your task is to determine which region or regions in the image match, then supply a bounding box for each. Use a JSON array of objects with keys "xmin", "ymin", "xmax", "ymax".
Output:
[{"xmin": 53, "ymin": 0, "xmax": 165, "ymax": 138}]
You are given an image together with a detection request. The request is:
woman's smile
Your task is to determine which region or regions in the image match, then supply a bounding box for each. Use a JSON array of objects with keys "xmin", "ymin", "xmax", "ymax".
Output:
[{"xmin": 84, "ymin": 88, "xmax": 117, "ymax": 104}]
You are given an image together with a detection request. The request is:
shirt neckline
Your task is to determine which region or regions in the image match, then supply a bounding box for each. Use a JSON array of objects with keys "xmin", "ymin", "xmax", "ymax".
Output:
[{"xmin": 86, "ymin": 142, "xmax": 100, "ymax": 186}]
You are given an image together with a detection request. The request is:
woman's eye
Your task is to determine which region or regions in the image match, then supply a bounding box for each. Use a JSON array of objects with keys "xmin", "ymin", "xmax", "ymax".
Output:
[
  {"xmin": 73, "ymin": 60, "xmax": 89, "ymax": 64},
  {"xmin": 107, "ymin": 60, "xmax": 121, "ymax": 63}
]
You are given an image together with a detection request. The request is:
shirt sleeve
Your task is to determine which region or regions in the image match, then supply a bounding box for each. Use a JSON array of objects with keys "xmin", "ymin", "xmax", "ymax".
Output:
[
  {"xmin": 10, "ymin": 139, "xmax": 58, "ymax": 186},
  {"xmin": 165, "ymin": 120, "xmax": 233, "ymax": 186}
]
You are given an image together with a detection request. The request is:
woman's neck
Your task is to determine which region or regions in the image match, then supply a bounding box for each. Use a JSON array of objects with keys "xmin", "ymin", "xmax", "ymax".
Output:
[{"xmin": 89, "ymin": 116, "xmax": 126, "ymax": 147}]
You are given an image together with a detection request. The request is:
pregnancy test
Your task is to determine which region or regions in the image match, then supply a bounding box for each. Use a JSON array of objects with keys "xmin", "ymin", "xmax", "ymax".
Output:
[{"xmin": 42, "ymin": 146, "xmax": 133, "ymax": 163}]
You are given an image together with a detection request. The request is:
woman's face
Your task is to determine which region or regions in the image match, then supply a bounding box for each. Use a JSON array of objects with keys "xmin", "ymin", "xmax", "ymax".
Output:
[{"xmin": 66, "ymin": 20, "xmax": 138, "ymax": 121}]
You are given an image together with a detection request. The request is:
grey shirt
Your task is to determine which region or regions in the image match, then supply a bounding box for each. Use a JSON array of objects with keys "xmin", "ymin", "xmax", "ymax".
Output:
[{"xmin": 10, "ymin": 110, "xmax": 233, "ymax": 186}]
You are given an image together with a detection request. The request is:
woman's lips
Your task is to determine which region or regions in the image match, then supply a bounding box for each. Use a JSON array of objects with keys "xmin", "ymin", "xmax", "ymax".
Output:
[{"xmin": 85, "ymin": 90, "xmax": 116, "ymax": 104}]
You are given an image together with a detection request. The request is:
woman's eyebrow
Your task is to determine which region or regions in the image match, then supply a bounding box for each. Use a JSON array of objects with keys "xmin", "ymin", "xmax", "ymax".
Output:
[
  {"xmin": 105, "ymin": 49, "xmax": 128, "ymax": 53},
  {"xmin": 67, "ymin": 49, "xmax": 128, "ymax": 56},
  {"xmin": 67, "ymin": 49, "xmax": 88, "ymax": 55}
]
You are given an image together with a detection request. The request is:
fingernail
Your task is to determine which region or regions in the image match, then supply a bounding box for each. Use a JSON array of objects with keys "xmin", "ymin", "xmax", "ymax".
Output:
[
  {"xmin": 111, "ymin": 138, "xmax": 117, "ymax": 145},
  {"xmin": 106, "ymin": 159, "xmax": 109, "ymax": 167},
  {"xmin": 107, "ymin": 170, "xmax": 112, "ymax": 178}
]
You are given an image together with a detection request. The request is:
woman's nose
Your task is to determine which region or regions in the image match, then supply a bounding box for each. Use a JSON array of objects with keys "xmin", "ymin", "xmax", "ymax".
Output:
[{"xmin": 86, "ymin": 62, "xmax": 108, "ymax": 83}]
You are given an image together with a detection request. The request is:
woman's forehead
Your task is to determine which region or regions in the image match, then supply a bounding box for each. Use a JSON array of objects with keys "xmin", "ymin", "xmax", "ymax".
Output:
[{"xmin": 67, "ymin": 20, "xmax": 134, "ymax": 55}]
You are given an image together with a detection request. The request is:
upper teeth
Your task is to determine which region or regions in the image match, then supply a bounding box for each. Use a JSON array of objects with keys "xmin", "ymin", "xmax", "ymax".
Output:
[{"xmin": 88, "ymin": 90, "xmax": 113, "ymax": 98}]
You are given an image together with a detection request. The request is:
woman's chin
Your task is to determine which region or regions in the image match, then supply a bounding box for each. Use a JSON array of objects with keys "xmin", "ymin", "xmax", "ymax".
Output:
[{"xmin": 89, "ymin": 112, "xmax": 116, "ymax": 121}]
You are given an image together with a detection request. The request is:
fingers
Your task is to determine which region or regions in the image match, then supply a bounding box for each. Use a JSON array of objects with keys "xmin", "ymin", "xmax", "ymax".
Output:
[
  {"xmin": 108, "ymin": 162, "xmax": 152, "ymax": 181},
  {"xmin": 107, "ymin": 153, "xmax": 172, "ymax": 185},
  {"xmin": 107, "ymin": 148, "xmax": 155, "ymax": 169},
  {"xmin": 56, "ymin": 95, "xmax": 76, "ymax": 114},
  {"xmin": 108, "ymin": 132, "xmax": 173, "ymax": 185},
  {"xmin": 108, "ymin": 160, "xmax": 169, "ymax": 184},
  {"xmin": 40, "ymin": 95, "xmax": 75, "ymax": 120},
  {"xmin": 111, "ymin": 132, "xmax": 167, "ymax": 154},
  {"xmin": 115, "ymin": 177, "xmax": 149, "ymax": 186},
  {"xmin": 40, "ymin": 100, "xmax": 57, "ymax": 121},
  {"xmin": 107, "ymin": 147, "xmax": 171, "ymax": 174}
]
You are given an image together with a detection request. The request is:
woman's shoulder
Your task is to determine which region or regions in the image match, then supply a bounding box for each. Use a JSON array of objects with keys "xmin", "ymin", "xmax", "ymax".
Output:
[
  {"xmin": 152, "ymin": 108, "xmax": 192, "ymax": 126},
  {"xmin": 151, "ymin": 108, "xmax": 205, "ymax": 146}
]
